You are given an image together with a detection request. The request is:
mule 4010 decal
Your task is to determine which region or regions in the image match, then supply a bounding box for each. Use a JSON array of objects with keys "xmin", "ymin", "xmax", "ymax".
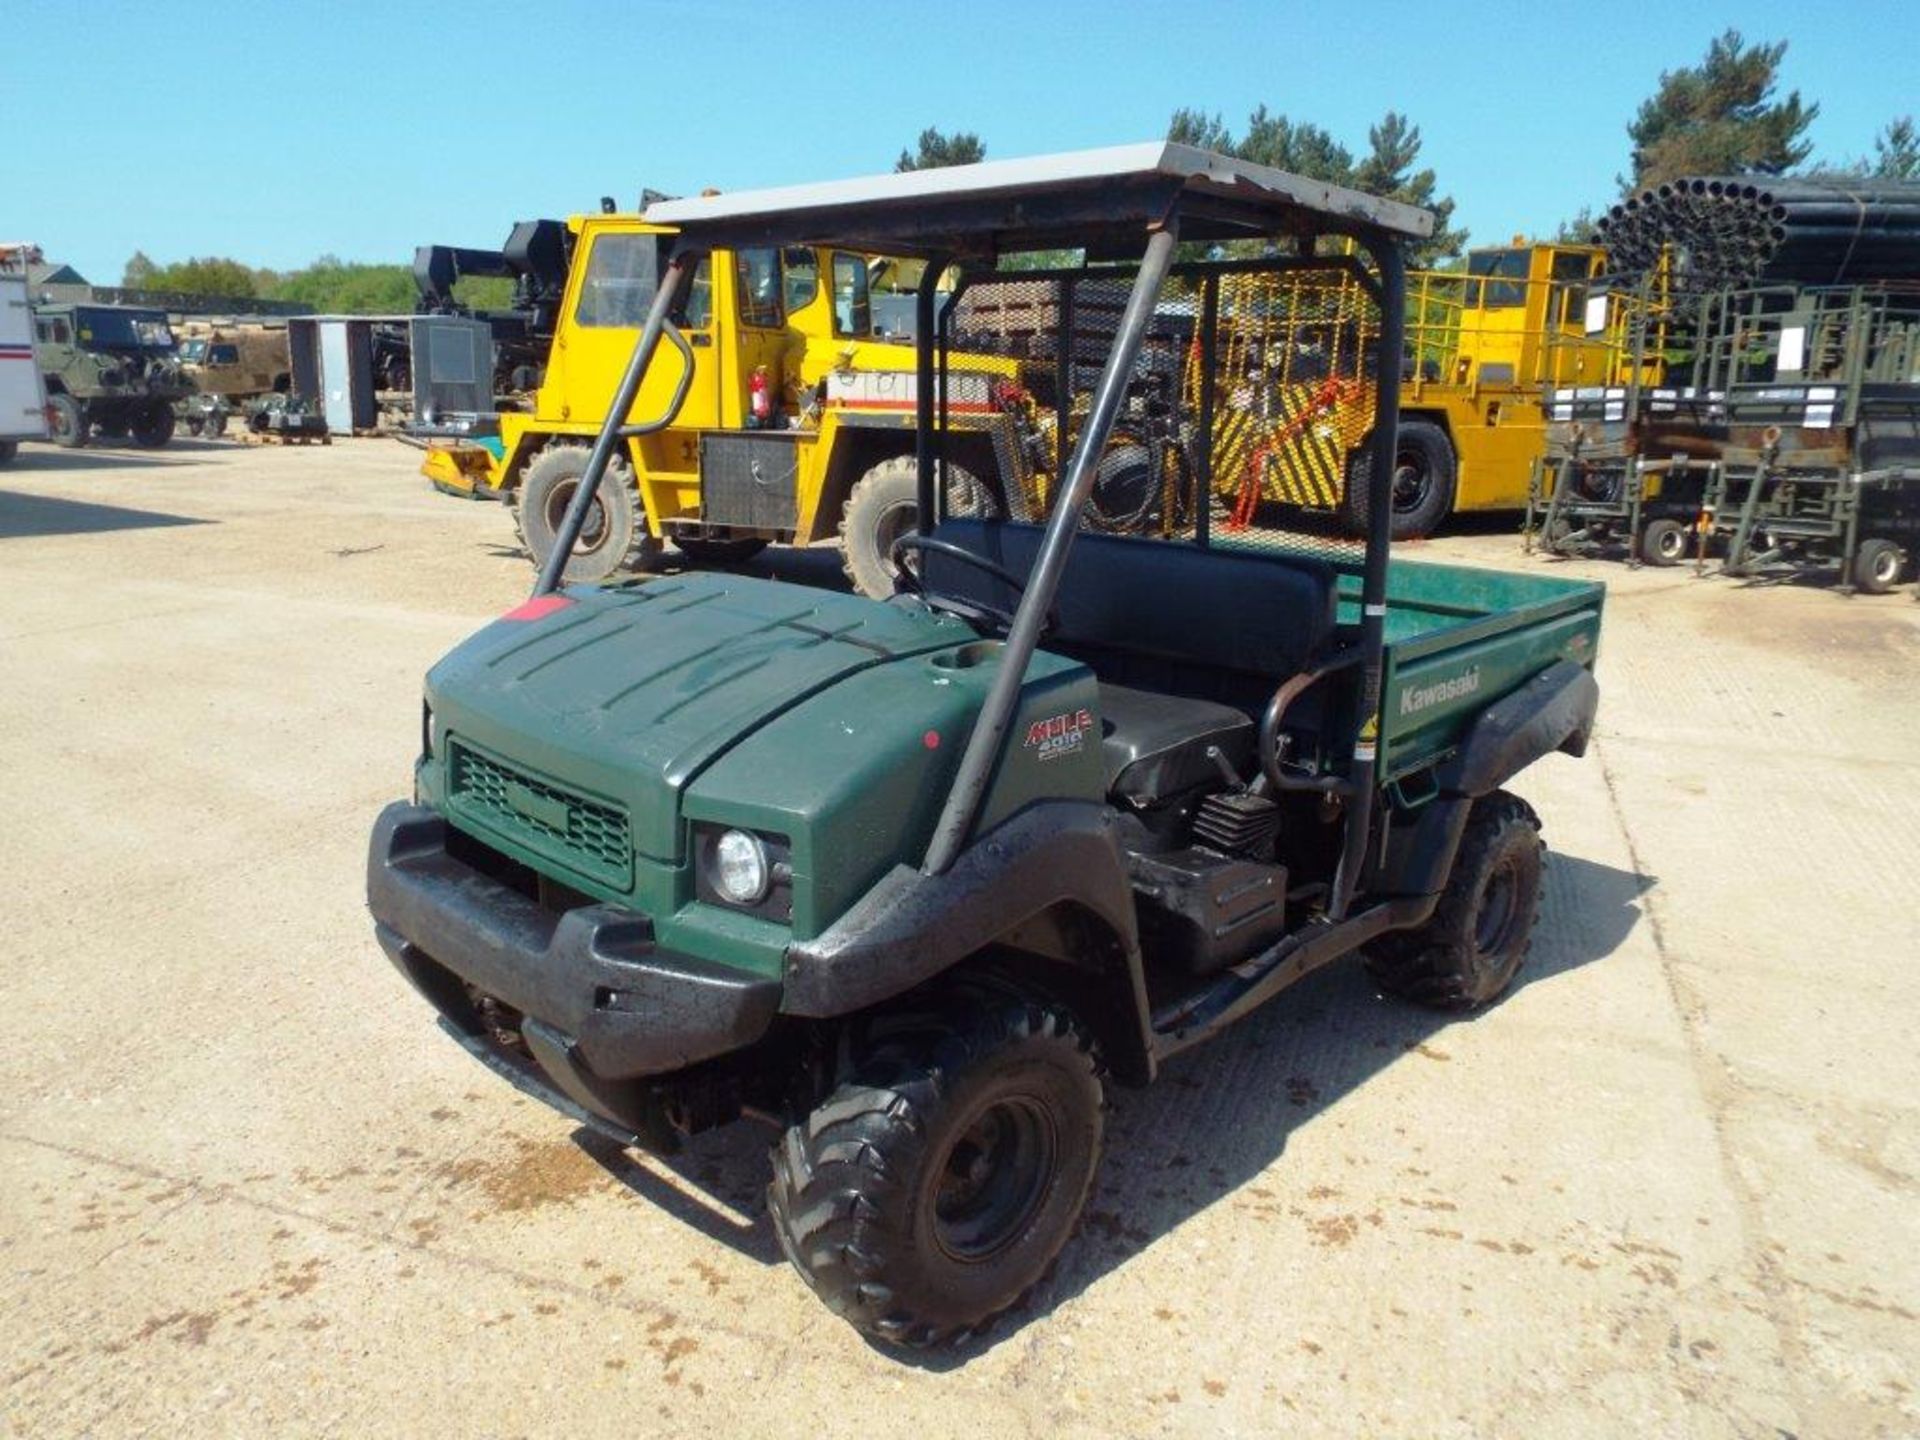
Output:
[{"xmin": 1025, "ymin": 708, "xmax": 1097, "ymax": 762}]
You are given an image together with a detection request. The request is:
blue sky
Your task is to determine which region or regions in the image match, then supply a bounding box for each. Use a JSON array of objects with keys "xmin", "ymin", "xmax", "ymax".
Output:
[{"xmin": 5, "ymin": 0, "xmax": 1915, "ymax": 283}]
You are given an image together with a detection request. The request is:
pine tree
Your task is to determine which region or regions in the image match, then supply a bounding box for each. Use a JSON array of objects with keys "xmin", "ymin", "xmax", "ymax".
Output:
[
  {"xmin": 895, "ymin": 128, "xmax": 985, "ymax": 172},
  {"xmin": 1353, "ymin": 112, "xmax": 1467, "ymax": 261},
  {"xmin": 1873, "ymin": 116, "xmax": 1920, "ymax": 180},
  {"xmin": 1164, "ymin": 105, "xmax": 1465, "ymax": 261},
  {"xmin": 1626, "ymin": 30, "xmax": 1817, "ymax": 188}
]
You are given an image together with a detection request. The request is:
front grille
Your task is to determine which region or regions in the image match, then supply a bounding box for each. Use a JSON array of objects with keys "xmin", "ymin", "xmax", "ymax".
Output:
[{"xmin": 447, "ymin": 741, "xmax": 631, "ymax": 888}]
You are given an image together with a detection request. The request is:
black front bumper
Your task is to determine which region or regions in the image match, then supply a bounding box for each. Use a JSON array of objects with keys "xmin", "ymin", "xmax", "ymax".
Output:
[{"xmin": 366, "ymin": 803, "xmax": 781, "ymax": 1134}]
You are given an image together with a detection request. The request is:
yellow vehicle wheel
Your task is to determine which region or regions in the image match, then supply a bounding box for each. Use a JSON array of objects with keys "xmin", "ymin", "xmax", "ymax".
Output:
[
  {"xmin": 1343, "ymin": 420, "xmax": 1455, "ymax": 542},
  {"xmin": 513, "ymin": 444, "xmax": 661, "ymax": 584},
  {"xmin": 841, "ymin": 456, "xmax": 982, "ymax": 600}
]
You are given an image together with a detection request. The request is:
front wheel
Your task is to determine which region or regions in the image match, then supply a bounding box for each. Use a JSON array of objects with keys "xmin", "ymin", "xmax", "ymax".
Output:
[
  {"xmin": 513, "ymin": 444, "xmax": 660, "ymax": 584},
  {"xmin": 768, "ymin": 996, "xmax": 1103, "ymax": 1348},
  {"xmin": 1366, "ymin": 790, "xmax": 1543, "ymax": 1010},
  {"xmin": 1343, "ymin": 419, "xmax": 1456, "ymax": 541},
  {"xmin": 48, "ymin": 394, "xmax": 88, "ymax": 449}
]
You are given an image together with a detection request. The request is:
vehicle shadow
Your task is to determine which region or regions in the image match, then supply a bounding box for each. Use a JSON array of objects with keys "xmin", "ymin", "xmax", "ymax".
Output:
[
  {"xmin": 0, "ymin": 489, "xmax": 209, "ymax": 539},
  {"xmin": 5, "ymin": 445, "xmax": 199, "ymax": 472},
  {"xmin": 572, "ymin": 847, "xmax": 1653, "ymax": 1363}
]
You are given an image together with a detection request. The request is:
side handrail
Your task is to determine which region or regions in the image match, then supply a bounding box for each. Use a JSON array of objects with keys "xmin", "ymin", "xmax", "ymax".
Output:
[
  {"xmin": 1257, "ymin": 642, "xmax": 1368, "ymax": 796},
  {"xmin": 534, "ymin": 251, "xmax": 702, "ymax": 598},
  {"xmin": 616, "ymin": 319, "xmax": 695, "ymax": 439}
]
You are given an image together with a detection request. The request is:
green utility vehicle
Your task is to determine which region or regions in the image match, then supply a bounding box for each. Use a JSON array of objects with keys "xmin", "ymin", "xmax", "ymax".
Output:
[
  {"xmin": 33, "ymin": 302, "xmax": 193, "ymax": 448},
  {"xmin": 367, "ymin": 146, "xmax": 1605, "ymax": 1347}
]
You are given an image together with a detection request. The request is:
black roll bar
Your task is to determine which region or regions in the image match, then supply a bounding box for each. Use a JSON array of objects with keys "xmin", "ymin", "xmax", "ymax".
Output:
[
  {"xmin": 912, "ymin": 255, "xmax": 950, "ymax": 535},
  {"xmin": 920, "ymin": 223, "xmax": 1181, "ymax": 876},
  {"xmin": 533, "ymin": 249, "xmax": 703, "ymax": 598},
  {"xmin": 1327, "ymin": 234, "xmax": 1407, "ymax": 919}
]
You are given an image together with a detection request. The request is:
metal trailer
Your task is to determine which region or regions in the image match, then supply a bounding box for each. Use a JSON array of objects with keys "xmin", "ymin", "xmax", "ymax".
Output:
[
  {"xmin": 0, "ymin": 244, "xmax": 50, "ymax": 463},
  {"xmin": 1526, "ymin": 273, "xmax": 1726, "ymax": 567},
  {"xmin": 1695, "ymin": 285, "xmax": 1920, "ymax": 593}
]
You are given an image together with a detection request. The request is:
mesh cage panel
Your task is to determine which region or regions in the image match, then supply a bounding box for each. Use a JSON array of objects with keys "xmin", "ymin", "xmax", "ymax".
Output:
[{"xmin": 934, "ymin": 261, "xmax": 1383, "ymax": 567}]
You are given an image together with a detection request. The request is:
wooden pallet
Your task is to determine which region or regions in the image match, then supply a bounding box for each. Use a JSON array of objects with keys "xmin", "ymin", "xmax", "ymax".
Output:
[{"xmin": 236, "ymin": 428, "xmax": 332, "ymax": 446}]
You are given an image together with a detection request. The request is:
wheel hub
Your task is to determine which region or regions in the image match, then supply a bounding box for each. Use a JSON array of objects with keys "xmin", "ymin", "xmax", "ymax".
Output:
[
  {"xmin": 547, "ymin": 479, "xmax": 608, "ymax": 553},
  {"xmin": 932, "ymin": 1096, "xmax": 1055, "ymax": 1263},
  {"xmin": 1474, "ymin": 861, "xmax": 1521, "ymax": 956},
  {"xmin": 1392, "ymin": 458, "xmax": 1430, "ymax": 513}
]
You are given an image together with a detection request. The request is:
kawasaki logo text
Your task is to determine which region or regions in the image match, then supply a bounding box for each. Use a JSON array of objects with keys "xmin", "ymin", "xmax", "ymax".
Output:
[{"xmin": 1400, "ymin": 667, "xmax": 1481, "ymax": 717}]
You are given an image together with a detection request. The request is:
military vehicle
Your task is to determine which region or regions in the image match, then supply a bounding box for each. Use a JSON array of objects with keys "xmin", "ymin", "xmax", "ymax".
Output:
[
  {"xmin": 33, "ymin": 302, "xmax": 193, "ymax": 448},
  {"xmin": 175, "ymin": 320, "xmax": 292, "ymax": 436}
]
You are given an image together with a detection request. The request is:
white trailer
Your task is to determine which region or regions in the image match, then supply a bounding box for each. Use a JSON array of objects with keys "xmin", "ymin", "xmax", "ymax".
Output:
[{"xmin": 1, "ymin": 244, "xmax": 51, "ymax": 464}]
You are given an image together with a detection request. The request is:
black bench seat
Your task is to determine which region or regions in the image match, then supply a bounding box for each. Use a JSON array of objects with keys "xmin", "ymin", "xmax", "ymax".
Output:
[{"xmin": 919, "ymin": 519, "xmax": 1341, "ymax": 803}]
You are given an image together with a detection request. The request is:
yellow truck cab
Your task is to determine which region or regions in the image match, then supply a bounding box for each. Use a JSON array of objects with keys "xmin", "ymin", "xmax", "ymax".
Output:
[
  {"xmin": 431, "ymin": 213, "xmax": 1027, "ymax": 596},
  {"xmin": 1385, "ymin": 241, "xmax": 1619, "ymax": 536}
]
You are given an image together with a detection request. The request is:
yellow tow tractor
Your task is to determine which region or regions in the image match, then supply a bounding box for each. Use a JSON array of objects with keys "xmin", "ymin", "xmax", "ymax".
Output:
[
  {"xmin": 422, "ymin": 212, "xmax": 1034, "ymax": 596},
  {"xmin": 1141, "ymin": 240, "xmax": 1624, "ymax": 540}
]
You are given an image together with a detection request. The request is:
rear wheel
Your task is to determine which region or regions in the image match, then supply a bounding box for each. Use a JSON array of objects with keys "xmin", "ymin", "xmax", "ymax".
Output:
[
  {"xmin": 48, "ymin": 394, "xmax": 88, "ymax": 449},
  {"xmin": 513, "ymin": 444, "xmax": 660, "ymax": 584},
  {"xmin": 768, "ymin": 995, "xmax": 1103, "ymax": 1348},
  {"xmin": 1342, "ymin": 419, "xmax": 1456, "ymax": 541},
  {"xmin": 1367, "ymin": 790, "xmax": 1543, "ymax": 1010},
  {"xmin": 1851, "ymin": 537, "xmax": 1905, "ymax": 594},
  {"xmin": 1639, "ymin": 517, "xmax": 1689, "ymax": 567},
  {"xmin": 839, "ymin": 455, "xmax": 983, "ymax": 600},
  {"xmin": 130, "ymin": 400, "xmax": 175, "ymax": 449}
]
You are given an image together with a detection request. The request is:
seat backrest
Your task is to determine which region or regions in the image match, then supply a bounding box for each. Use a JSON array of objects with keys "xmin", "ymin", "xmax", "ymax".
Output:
[{"xmin": 921, "ymin": 518, "xmax": 1339, "ymax": 684}]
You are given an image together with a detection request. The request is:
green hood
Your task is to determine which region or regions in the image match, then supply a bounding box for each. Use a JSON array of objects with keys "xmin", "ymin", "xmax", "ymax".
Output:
[{"xmin": 426, "ymin": 574, "xmax": 972, "ymax": 867}]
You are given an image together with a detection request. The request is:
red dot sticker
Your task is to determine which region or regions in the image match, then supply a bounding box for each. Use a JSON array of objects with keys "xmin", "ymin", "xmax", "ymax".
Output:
[{"xmin": 922, "ymin": 730, "xmax": 941, "ymax": 750}]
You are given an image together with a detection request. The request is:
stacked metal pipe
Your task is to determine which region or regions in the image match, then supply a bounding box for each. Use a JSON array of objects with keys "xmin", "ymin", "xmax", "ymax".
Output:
[{"xmin": 1594, "ymin": 176, "xmax": 1920, "ymax": 289}]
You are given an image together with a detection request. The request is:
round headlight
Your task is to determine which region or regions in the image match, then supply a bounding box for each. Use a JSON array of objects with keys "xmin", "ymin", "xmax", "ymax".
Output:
[{"xmin": 712, "ymin": 829, "xmax": 770, "ymax": 904}]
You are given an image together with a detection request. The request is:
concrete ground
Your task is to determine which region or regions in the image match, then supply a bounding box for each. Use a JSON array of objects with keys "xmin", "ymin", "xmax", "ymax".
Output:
[{"xmin": 1, "ymin": 437, "xmax": 1916, "ymax": 1440}]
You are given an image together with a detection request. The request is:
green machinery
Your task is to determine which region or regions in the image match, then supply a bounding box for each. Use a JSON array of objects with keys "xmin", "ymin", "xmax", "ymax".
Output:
[
  {"xmin": 1529, "ymin": 280, "xmax": 1920, "ymax": 592},
  {"xmin": 367, "ymin": 145, "xmax": 1606, "ymax": 1346}
]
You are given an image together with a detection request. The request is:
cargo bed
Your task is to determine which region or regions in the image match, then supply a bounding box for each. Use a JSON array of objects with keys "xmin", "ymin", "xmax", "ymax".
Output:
[{"xmin": 1345, "ymin": 560, "xmax": 1604, "ymax": 781}]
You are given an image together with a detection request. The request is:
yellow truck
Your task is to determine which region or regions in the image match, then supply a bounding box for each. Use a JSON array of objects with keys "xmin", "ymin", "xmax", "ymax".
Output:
[
  {"xmin": 1386, "ymin": 241, "xmax": 1623, "ymax": 535},
  {"xmin": 426, "ymin": 213, "xmax": 1031, "ymax": 596}
]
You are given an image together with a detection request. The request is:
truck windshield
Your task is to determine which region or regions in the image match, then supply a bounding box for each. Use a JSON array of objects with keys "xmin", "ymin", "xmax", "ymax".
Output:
[
  {"xmin": 75, "ymin": 309, "xmax": 174, "ymax": 349},
  {"xmin": 574, "ymin": 233, "xmax": 660, "ymax": 328},
  {"xmin": 1465, "ymin": 249, "xmax": 1529, "ymax": 309}
]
